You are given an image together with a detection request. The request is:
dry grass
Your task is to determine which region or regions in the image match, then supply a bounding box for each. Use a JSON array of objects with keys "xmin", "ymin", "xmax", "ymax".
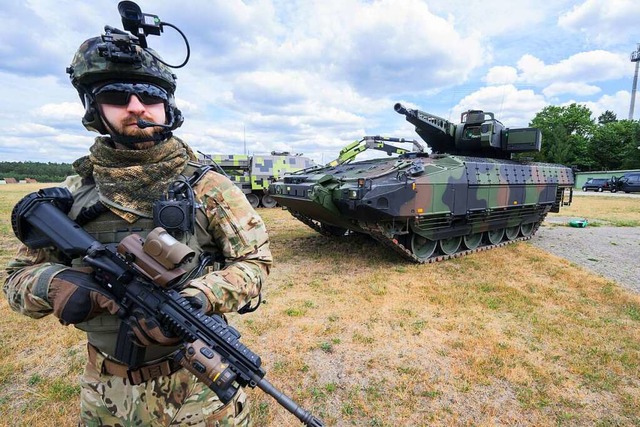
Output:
[
  {"xmin": 548, "ymin": 194, "xmax": 640, "ymax": 226},
  {"xmin": 1, "ymin": 186, "xmax": 639, "ymax": 426}
]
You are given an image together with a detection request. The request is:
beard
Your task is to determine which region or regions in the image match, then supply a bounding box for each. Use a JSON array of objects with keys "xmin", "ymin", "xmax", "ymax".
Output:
[
  {"xmin": 100, "ymin": 112, "xmax": 168, "ymax": 150},
  {"xmin": 115, "ymin": 114, "xmax": 163, "ymax": 138}
]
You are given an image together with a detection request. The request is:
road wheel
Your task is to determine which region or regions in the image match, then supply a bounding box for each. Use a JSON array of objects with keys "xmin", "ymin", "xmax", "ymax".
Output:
[
  {"xmin": 598, "ymin": 188, "xmax": 603, "ymax": 192},
  {"xmin": 485, "ymin": 228, "xmax": 505, "ymax": 245},
  {"xmin": 246, "ymin": 193, "xmax": 260, "ymax": 208},
  {"xmin": 505, "ymin": 226, "xmax": 520, "ymax": 240},
  {"xmin": 439, "ymin": 236, "xmax": 461, "ymax": 255},
  {"xmin": 520, "ymin": 222, "xmax": 535, "ymax": 237},
  {"xmin": 463, "ymin": 233, "xmax": 482, "ymax": 250},
  {"xmin": 582, "ymin": 186, "xmax": 587, "ymax": 191},
  {"xmin": 411, "ymin": 233, "xmax": 437, "ymax": 261},
  {"xmin": 261, "ymin": 194, "xmax": 278, "ymax": 208}
]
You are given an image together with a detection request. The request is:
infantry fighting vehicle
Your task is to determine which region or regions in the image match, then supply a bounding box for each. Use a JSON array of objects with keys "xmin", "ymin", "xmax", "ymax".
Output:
[
  {"xmin": 199, "ymin": 152, "xmax": 315, "ymax": 208},
  {"xmin": 269, "ymin": 104, "xmax": 574, "ymax": 263}
]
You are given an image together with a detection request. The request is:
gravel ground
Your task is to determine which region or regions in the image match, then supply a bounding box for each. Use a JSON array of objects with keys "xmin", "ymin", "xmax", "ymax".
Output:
[{"xmin": 529, "ymin": 217, "xmax": 640, "ymax": 293}]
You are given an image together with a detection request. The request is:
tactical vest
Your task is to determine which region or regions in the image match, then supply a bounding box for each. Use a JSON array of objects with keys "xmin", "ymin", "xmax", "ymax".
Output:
[{"xmin": 67, "ymin": 162, "xmax": 221, "ymax": 363}]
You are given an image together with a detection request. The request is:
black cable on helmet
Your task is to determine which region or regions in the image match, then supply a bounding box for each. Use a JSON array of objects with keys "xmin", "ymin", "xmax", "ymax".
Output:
[{"xmin": 144, "ymin": 22, "xmax": 191, "ymax": 69}]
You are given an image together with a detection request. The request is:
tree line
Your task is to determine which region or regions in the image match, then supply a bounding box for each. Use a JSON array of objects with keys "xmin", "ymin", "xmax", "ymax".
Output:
[
  {"xmin": 524, "ymin": 104, "xmax": 640, "ymax": 172},
  {"xmin": 0, "ymin": 161, "xmax": 74, "ymax": 183}
]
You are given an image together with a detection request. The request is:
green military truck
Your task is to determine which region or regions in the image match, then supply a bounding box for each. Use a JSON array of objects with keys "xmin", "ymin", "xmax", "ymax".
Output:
[{"xmin": 198, "ymin": 151, "xmax": 316, "ymax": 208}]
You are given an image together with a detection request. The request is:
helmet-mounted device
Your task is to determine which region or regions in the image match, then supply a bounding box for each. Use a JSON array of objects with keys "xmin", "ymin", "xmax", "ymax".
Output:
[{"xmin": 66, "ymin": 1, "xmax": 191, "ymax": 146}]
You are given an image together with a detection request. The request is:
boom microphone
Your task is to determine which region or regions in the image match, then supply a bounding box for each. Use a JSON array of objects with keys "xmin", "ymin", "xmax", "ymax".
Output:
[{"xmin": 137, "ymin": 119, "xmax": 172, "ymax": 129}]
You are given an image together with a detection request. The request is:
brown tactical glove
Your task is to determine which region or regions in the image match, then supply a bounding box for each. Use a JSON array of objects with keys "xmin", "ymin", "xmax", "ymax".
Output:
[
  {"xmin": 129, "ymin": 310, "xmax": 182, "ymax": 346},
  {"xmin": 49, "ymin": 269, "xmax": 120, "ymax": 325},
  {"xmin": 127, "ymin": 284, "xmax": 213, "ymax": 346},
  {"xmin": 180, "ymin": 285, "xmax": 213, "ymax": 314},
  {"xmin": 128, "ymin": 284, "xmax": 212, "ymax": 346}
]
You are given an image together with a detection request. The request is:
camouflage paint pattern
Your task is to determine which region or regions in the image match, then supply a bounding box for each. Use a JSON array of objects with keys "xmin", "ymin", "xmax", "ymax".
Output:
[
  {"xmin": 204, "ymin": 154, "xmax": 315, "ymax": 192},
  {"xmin": 201, "ymin": 154, "xmax": 315, "ymax": 207},
  {"xmin": 68, "ymin": 36, "xmax": 177, "ymax": 92},
  {"xmin": 250, "ymin": 155, "xmax": 316, "ymax": 191}
]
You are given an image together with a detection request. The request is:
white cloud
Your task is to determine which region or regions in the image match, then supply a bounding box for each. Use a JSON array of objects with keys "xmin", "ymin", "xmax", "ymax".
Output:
[
  {"xmin": 34, "ymin": 102, "xmax": 84, "ymax": 121},
  {"xmin": 428, "ymin": 0, "xmax": 552, "ymax": 37},
  {"xmin": 558, "ymin": 0, "xmax": 640, "ymax": 47},
  {"xmin": 316, "ymin": 0, "xmax": 488, "ymax": 94},
  {"xmin": 568, "ymin": 90, "xmax": 632, "ymax": 121},
  {"xmin": 0, "ymin": 132, "xmax": 92, "ymax": 163},
  {"xmin": 484, "ymin": 66, "xmax": 519, "ymax": 85},
  {"xmin": 192, "ymin": 0, "xmax": 489, "ymax": 95},
  {"xmin": 5, "ymin": 123, "xmax": 58, "ymax": 137},
  {"xmin": 542, "ymin": 82, "xmax": 601, "ymax": 98},
  {"xmin": 517, "ymin": 51, "xmax": 628, "ymax": 85},
  {"xmin": 452, "ymin": 85, "xmax": 547, "ymax": 127},
  {"xmin": 175, "ymin": 98, "xmax": 198, "ymax": 114}
]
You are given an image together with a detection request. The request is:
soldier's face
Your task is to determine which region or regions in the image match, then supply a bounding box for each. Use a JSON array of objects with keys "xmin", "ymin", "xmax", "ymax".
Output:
[{"xmin": 99, "ymin": 94, "xmax": 167, "ymax": 149}]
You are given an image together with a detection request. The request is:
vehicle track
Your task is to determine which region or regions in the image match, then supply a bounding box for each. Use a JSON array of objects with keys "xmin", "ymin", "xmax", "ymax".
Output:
[{"xmin": 291, "ymin": 210, "xmax": 542, "ymax": 264}]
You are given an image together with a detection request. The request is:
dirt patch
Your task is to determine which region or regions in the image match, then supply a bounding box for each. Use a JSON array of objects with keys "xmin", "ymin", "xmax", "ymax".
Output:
[{"xmin": 529, "ymin": 218, "xmax": 640, "ymax": 293}]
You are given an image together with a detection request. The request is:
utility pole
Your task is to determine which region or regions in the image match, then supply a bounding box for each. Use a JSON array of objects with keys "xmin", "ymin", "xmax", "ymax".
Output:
[{"xmin": 629, "ymin": 44, "xmax": 640, "ymax": 120}]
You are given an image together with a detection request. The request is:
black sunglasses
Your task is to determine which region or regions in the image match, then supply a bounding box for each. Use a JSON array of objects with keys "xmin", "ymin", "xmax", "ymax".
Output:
[{"xmin": 93, "ymin": 83, "xmax": 168, "ymax": 106}]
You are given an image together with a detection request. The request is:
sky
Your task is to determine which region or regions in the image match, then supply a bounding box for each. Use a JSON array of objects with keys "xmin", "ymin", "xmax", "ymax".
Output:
[{"xmin": 1, "ymin": 0, "xmax": 639, "ymax": 165}]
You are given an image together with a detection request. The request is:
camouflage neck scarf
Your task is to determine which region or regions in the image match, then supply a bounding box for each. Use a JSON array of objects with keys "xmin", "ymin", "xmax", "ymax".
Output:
[{"xmin": 73, "ymin": 136, "xmax": 197, "ymax": 223}]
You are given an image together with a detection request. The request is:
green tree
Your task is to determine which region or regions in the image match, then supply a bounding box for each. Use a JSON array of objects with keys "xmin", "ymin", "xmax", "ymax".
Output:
[
  {"xmin": 530, "ymin": 103, "xmax": 596, "ymax": 170},
  {"xmin": 588, "ymin": 121, "xmax": 629, "ymax": 170},
  {"xmin": 620, "ymin": 121, "xmax": 640, "ymax": 169},
  {"xmin": 0, "ymin": 161, "xmax": 74, "ymax": 182},
  {"xmin": 597, "ymin": 110, "xmax": 617, "ymax": 124},
  {"xmin": 587, "ymin": 119, "xmax": 640, "ymax": 171}
]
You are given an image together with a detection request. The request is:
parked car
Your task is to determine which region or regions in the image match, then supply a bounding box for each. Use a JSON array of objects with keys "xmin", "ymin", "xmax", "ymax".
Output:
[
  {"xmin": 582, "ymin": 178, "xmax": 612, "ymax": 192},
  {"xmin": 611, "ymin": 173, "xmax": 640, "ymax": 193}
]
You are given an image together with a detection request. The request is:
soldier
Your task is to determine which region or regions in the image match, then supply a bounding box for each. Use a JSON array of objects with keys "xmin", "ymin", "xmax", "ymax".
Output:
[{"xmin": 3, "ymin": 34, "xmax": 272, "ymax": 426}]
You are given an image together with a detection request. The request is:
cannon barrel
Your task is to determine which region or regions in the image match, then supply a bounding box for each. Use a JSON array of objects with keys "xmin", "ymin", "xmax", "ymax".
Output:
[{"xmin": 394, "ymin": 102, "xmax": 409, "ymax": 115}]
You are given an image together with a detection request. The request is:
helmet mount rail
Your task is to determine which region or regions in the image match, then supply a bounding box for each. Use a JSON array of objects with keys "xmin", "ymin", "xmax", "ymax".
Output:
[{"xmin": 98, "ymin": 26, "xmax": 143, "ymax": 65}]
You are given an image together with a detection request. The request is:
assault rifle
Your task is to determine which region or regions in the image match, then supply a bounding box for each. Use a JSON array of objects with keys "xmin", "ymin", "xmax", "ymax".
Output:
[{"xmin": 11, "ymin": 187, "xmax": 324, "ymax": 427}]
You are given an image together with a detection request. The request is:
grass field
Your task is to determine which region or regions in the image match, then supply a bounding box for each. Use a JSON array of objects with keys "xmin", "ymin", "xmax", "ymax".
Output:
[{"xmin": 1, "ymin": 183, "xmax": 639, "ymax": 426}]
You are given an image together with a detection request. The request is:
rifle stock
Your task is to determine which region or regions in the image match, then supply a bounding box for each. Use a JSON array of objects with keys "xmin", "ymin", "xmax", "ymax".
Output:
[{"xmin": 11, "ymin": 187, "xmax": 325, "ymax": 427}]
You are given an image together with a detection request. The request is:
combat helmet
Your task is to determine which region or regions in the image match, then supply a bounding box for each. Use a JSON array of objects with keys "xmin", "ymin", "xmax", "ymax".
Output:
[{"xmin": 66, "ymin": 34, "xmax": 183, "ymax": 139}]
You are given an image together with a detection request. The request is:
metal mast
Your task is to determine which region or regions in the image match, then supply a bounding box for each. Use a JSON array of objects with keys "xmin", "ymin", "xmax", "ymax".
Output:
[{"xmin": 629, "ymin": 44, "xmax": 640, "ymax": 120}]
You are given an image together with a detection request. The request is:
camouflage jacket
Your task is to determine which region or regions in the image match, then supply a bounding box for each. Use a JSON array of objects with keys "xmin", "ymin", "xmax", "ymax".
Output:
[{"xmin": 3, "ymin": 160, "xmax": 272, "ymax": 361}]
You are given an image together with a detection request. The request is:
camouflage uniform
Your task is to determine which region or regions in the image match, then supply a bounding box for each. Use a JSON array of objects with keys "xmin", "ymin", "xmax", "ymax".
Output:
[{"xmin": 3, "ymin": 136, "xmax": 272, "ymax": 426}]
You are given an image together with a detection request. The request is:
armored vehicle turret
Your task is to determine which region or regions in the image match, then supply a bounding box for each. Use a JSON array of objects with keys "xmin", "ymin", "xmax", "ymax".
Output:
[{"xmin": 269, "ymin": 104, "xmax": 574, "ymax": 263}]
